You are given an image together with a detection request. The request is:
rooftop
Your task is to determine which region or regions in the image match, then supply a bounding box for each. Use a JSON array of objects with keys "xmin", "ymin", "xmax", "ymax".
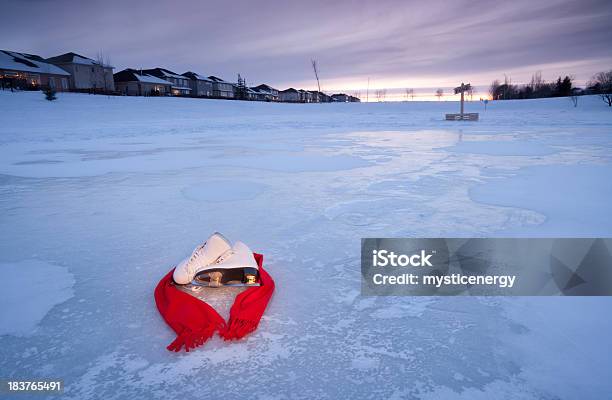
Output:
[{"xmin": 0, "ymin": 50, "xmax": 70, "ymax": 76}]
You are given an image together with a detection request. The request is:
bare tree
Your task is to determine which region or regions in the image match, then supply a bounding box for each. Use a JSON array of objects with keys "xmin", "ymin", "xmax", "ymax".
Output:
[
  {"xmin": 405, "ymin": 88, "xmax": 414, "ymax": 101},
  {"xmin": 530, "ymin": 71, "xmax": 544, "ymax": 92},
  {"xmin": 588, "ymin": 70, "xmax": 612, "ymax": 107},
  {"xmin": 569, "ymin": 88, "xmax": 579, "ymax": 107},
  {"xmin": 502, "ymin": 74, "xmax": 511, "ymax": 99},
  {"xmin": 375, "ymin": 89, "xmax": 387, "ymax": 102},
  {"xmin": 489, "ymin": 79, "xmax": 500, "ymax": 100},
  {"xmin": 467, "ymin": 86, "xmax": 476, "ymax": 101},
  {"xmin": 311, "ymin": 60, "xmax": 321, "ymax": 93},
  {"xmin": 96, "ymin": 51, "xmax": 112, "ymax": 96},
  {"xmin": 435, "ymin": 88, "xmax": 443, "ymax": 101}
]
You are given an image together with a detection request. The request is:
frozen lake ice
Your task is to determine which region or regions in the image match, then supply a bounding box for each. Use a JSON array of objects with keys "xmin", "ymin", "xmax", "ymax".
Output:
[{"xmin": 0, "ymin": 91, "xmax": 611, "ymax": 399}]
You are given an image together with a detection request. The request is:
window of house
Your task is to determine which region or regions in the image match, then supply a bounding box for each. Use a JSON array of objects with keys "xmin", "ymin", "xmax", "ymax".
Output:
[{"xmin": 61, "ymin": 78, "xmax": 68, "ymax": 90}]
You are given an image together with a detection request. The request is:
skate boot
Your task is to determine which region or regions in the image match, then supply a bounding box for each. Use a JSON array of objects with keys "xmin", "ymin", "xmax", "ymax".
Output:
[
  {"xmin": 173, "ymin": 232, "xmax": 232, "ymax": 285},
  {"xmin": 191, "ymin": 241, "xmax": 260, "ymax": 287}
]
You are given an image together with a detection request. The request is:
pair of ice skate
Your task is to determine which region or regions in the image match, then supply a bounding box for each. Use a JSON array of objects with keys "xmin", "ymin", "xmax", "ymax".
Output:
[{"xmin": 173, "ymin": 232, "xmax": 260, "ymax": 289}]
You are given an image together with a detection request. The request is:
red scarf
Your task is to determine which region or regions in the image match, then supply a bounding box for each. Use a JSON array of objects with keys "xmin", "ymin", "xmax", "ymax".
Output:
[{"xmin": 154, "ymin": 253, "xmax": 275, "ymax": 352}]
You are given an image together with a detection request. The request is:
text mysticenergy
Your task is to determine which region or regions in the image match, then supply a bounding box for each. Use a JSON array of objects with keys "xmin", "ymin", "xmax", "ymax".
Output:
[{"xmin": 372, "ymin": 273, "xmax": 516, "ymax": 288}]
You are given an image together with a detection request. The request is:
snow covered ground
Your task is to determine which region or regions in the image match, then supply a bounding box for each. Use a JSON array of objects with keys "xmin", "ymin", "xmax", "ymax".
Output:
[{"xmin": 0, "ymin": 91, "xmax": 611, "ymax": 399}]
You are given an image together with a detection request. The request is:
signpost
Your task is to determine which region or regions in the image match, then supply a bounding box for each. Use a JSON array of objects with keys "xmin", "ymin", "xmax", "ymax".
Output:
[{"xmin": 445, "ymin": 83, "xmax": 479, "ymax": 121}]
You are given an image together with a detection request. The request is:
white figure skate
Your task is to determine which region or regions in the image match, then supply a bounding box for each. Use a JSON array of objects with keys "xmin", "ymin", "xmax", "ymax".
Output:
[
  {"xmin": 173, "ymin": 233, "xmax": 260, "ymax": 288},
  {"xmin": 191, "ymin": 241, "xmax": 260, "ymax": 288},
  {"xmin": 173, "ymin": 232, "xmax": 232, "ymax": 285}
]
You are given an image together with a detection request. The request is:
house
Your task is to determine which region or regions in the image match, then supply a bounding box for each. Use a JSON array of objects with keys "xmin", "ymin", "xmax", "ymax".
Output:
[
  {"xmin": 310, "ymin": 90, "xmax": 334, "ymax": 103},
  {"xmin": 0, "ymin": 50, "xmax": 70, "ymax": 91},
  {"xmin": 208, "ymin": 76, "xmax": 234, "ymax": 98},
  {"xmin": 299, "ymin": 90, "xmax": 313, "ymax": 103},
  {"xmin": 247, "ymin": 87, "xmax": 266, "ymax": 101},
  {"xmin": 308, "ymin": 90, "xmax": 320, "ymax": 103},
  {"xmin": 279, "ymin": 88, "xmax": 300, "ymax": 102},
  {"xmin": 182, "ymin": 71, "xmax": 213, "ymax": 97},
  {"xmin": 46, "ymin": 52, "xmax": 114, "ymax": 92},
  {"xmin": 252, "ymin": 84, "xmax": 279, "ymax": 101},
  {"xmin": 319, "ymin": 92, "xmax": 332, "ymax": 103},
  {"xmin": 113, "ymin": 69, "xmax": 172, "ymax": 96},
  {"xmin": 331, "ymin": 93, "xmax": 361, "ymax": 103},
  {"xmin": 141, "ymin": 68, "xmax": 192, "ymax": 96}
]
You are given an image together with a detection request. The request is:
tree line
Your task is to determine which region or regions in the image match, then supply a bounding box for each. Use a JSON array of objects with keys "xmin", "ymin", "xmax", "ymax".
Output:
[
  {"xmin": 489, "ymin": 70, "xmax": 612, "ymax": 107},
  {"xmin": 489, "ymin": 72, "xmax": 573, "ymax": 100}
]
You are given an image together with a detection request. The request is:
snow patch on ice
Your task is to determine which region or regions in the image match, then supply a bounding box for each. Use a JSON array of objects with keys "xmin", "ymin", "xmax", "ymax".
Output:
[
  {"xmin": 470, "ymin": 164, "xmax": 612, "ymax": 235},
  {"xmin": 0, "ymin": 260, "xmax": 74, "ymax": 336},
  {"xmin": 418, "ymin": 378, "xmax": 542, "ymax": 400},
  {"xmin": 351, "ymin": 355, "xmax": 379, "ymax": 370},
  {"xmin": 447, "ymin": 140, "xmax": 558, "ymax": 156},
  {"xmin": 370, "ymin": 298, "xmax": 435, "ymax": 319},
  {"xmin": 181, "ymin": 180, "xmax": 266, "ymax": 202}
]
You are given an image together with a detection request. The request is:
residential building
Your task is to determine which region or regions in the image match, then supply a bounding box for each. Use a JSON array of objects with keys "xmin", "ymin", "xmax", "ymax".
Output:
[
  {"xmin": 181, "ymin": 71, "xmax": 213, "ymax": 97},
  {"xmin": 208, "ymin": 76, "xmax": 234, "ymax": 98},
  {"xmin": 142, "ymin": 68, "xmax": 192, "ymax": 96},
  {"xmin": 319, "ymin": 92, "xmax": 332, "ymax": 103},
  {"xmin": 331, "ymin": 93, "xmax": 361, "ymax": 102},
  {"xmin": 308, "ymin": 90, "xmax": 320, "ymax": 103},
  {"xmin": 299, "ymin": 90, "xmax": 313, "ymax": 103},
  {"xmin": 279, "ymin": 88, "xmax": 300, "ymax": 102},
  {"xmin": 247, "ymin": 87, "xmax": 266, "ymax": 101},
  {"xmin": 46, "ymin": 52, "xmax": 114, "ymax": 92},
  {"xmin": 252, "ymin": 84, "xmax": 279, "ymax": 101},
  {"xmin": 0, "ymin": 50, "xmax": 70, "ymax": 91},
  {"xmin": 113, "ymin": 69, "xmax": 172, "ymax": 96}
]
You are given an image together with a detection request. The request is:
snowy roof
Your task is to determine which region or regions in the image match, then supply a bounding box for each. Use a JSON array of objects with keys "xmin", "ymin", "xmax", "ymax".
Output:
[
  {"xmin": 46, "ymin": 52, "xmax": 113, "ymax": 67},
  {"xmin": 135, "ymin": 73, "xmax": 173, "ymax": 85},
  {"xmin": 254, "ymin": 84, "xmax": 278, "ymax": 92},
  {"xmin": 0, "ymin": 50, "xmax": 70, "ymax": 76},
  {"xmin": 114, "ymin": 69, "xmax": 173, "ymax": 85},
  {"xmin": 250, "ymin": 87, "xmax": 271, "ymax": 95},
  {"xmin": 160, "ymin": 71, "xmax": 185, "ymax": 80},
  {"xmin": 208, "ymin": 75, "xmax": 231, "ymax": 83},
  {"xmin": 182, "ymin": 71, "xmax": 212, "ymax": 82},
  {"xmin": 142, "ymin": 68, "xmax": 185, "ymax": 80}
]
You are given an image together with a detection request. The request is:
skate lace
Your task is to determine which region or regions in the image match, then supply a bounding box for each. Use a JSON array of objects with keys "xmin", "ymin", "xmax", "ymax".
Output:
[
  {"xmin": 188, "ymin": 243, "xmax": 207, "ymax": 264},
  {"xmin": 215, "ymin": 249, "xmax": 234, "ymax": 264},
  {"xmin": 187, "ymin": 244, "xmax": 233, "ymax": 269}
]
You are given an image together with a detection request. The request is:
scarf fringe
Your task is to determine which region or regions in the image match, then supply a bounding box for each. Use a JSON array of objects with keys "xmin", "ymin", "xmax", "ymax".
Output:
[
  {"xmin": 222, "ymin": 318, "xmax": 259, "ymax": 340},
  {"xmin": 167, "ymin": 323, "xmax": 225, "ymax": 352}
]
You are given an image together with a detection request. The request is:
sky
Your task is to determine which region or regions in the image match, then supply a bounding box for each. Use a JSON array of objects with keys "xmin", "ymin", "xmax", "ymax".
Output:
[{"xmin": 2, "ymin": 0, "xmax": 611, "ymax": 100}]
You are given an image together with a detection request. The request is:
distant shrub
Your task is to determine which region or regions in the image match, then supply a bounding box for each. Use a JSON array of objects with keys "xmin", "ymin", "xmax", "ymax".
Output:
[{"xmin": 44, "ymin": 87, "xmax": 57, "ymax": 101}]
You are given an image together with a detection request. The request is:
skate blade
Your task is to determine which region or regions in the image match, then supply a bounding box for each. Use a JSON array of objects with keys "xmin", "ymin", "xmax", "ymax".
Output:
[{"xmin": 189, "ymin": 282, "xmax": 261, "ymax": 288}]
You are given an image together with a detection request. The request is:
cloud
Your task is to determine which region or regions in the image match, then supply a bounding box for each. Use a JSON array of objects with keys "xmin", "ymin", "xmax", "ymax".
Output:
[{"xmin": 1, "ymin": 0, "xmax": 610, "ymax": 89}]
